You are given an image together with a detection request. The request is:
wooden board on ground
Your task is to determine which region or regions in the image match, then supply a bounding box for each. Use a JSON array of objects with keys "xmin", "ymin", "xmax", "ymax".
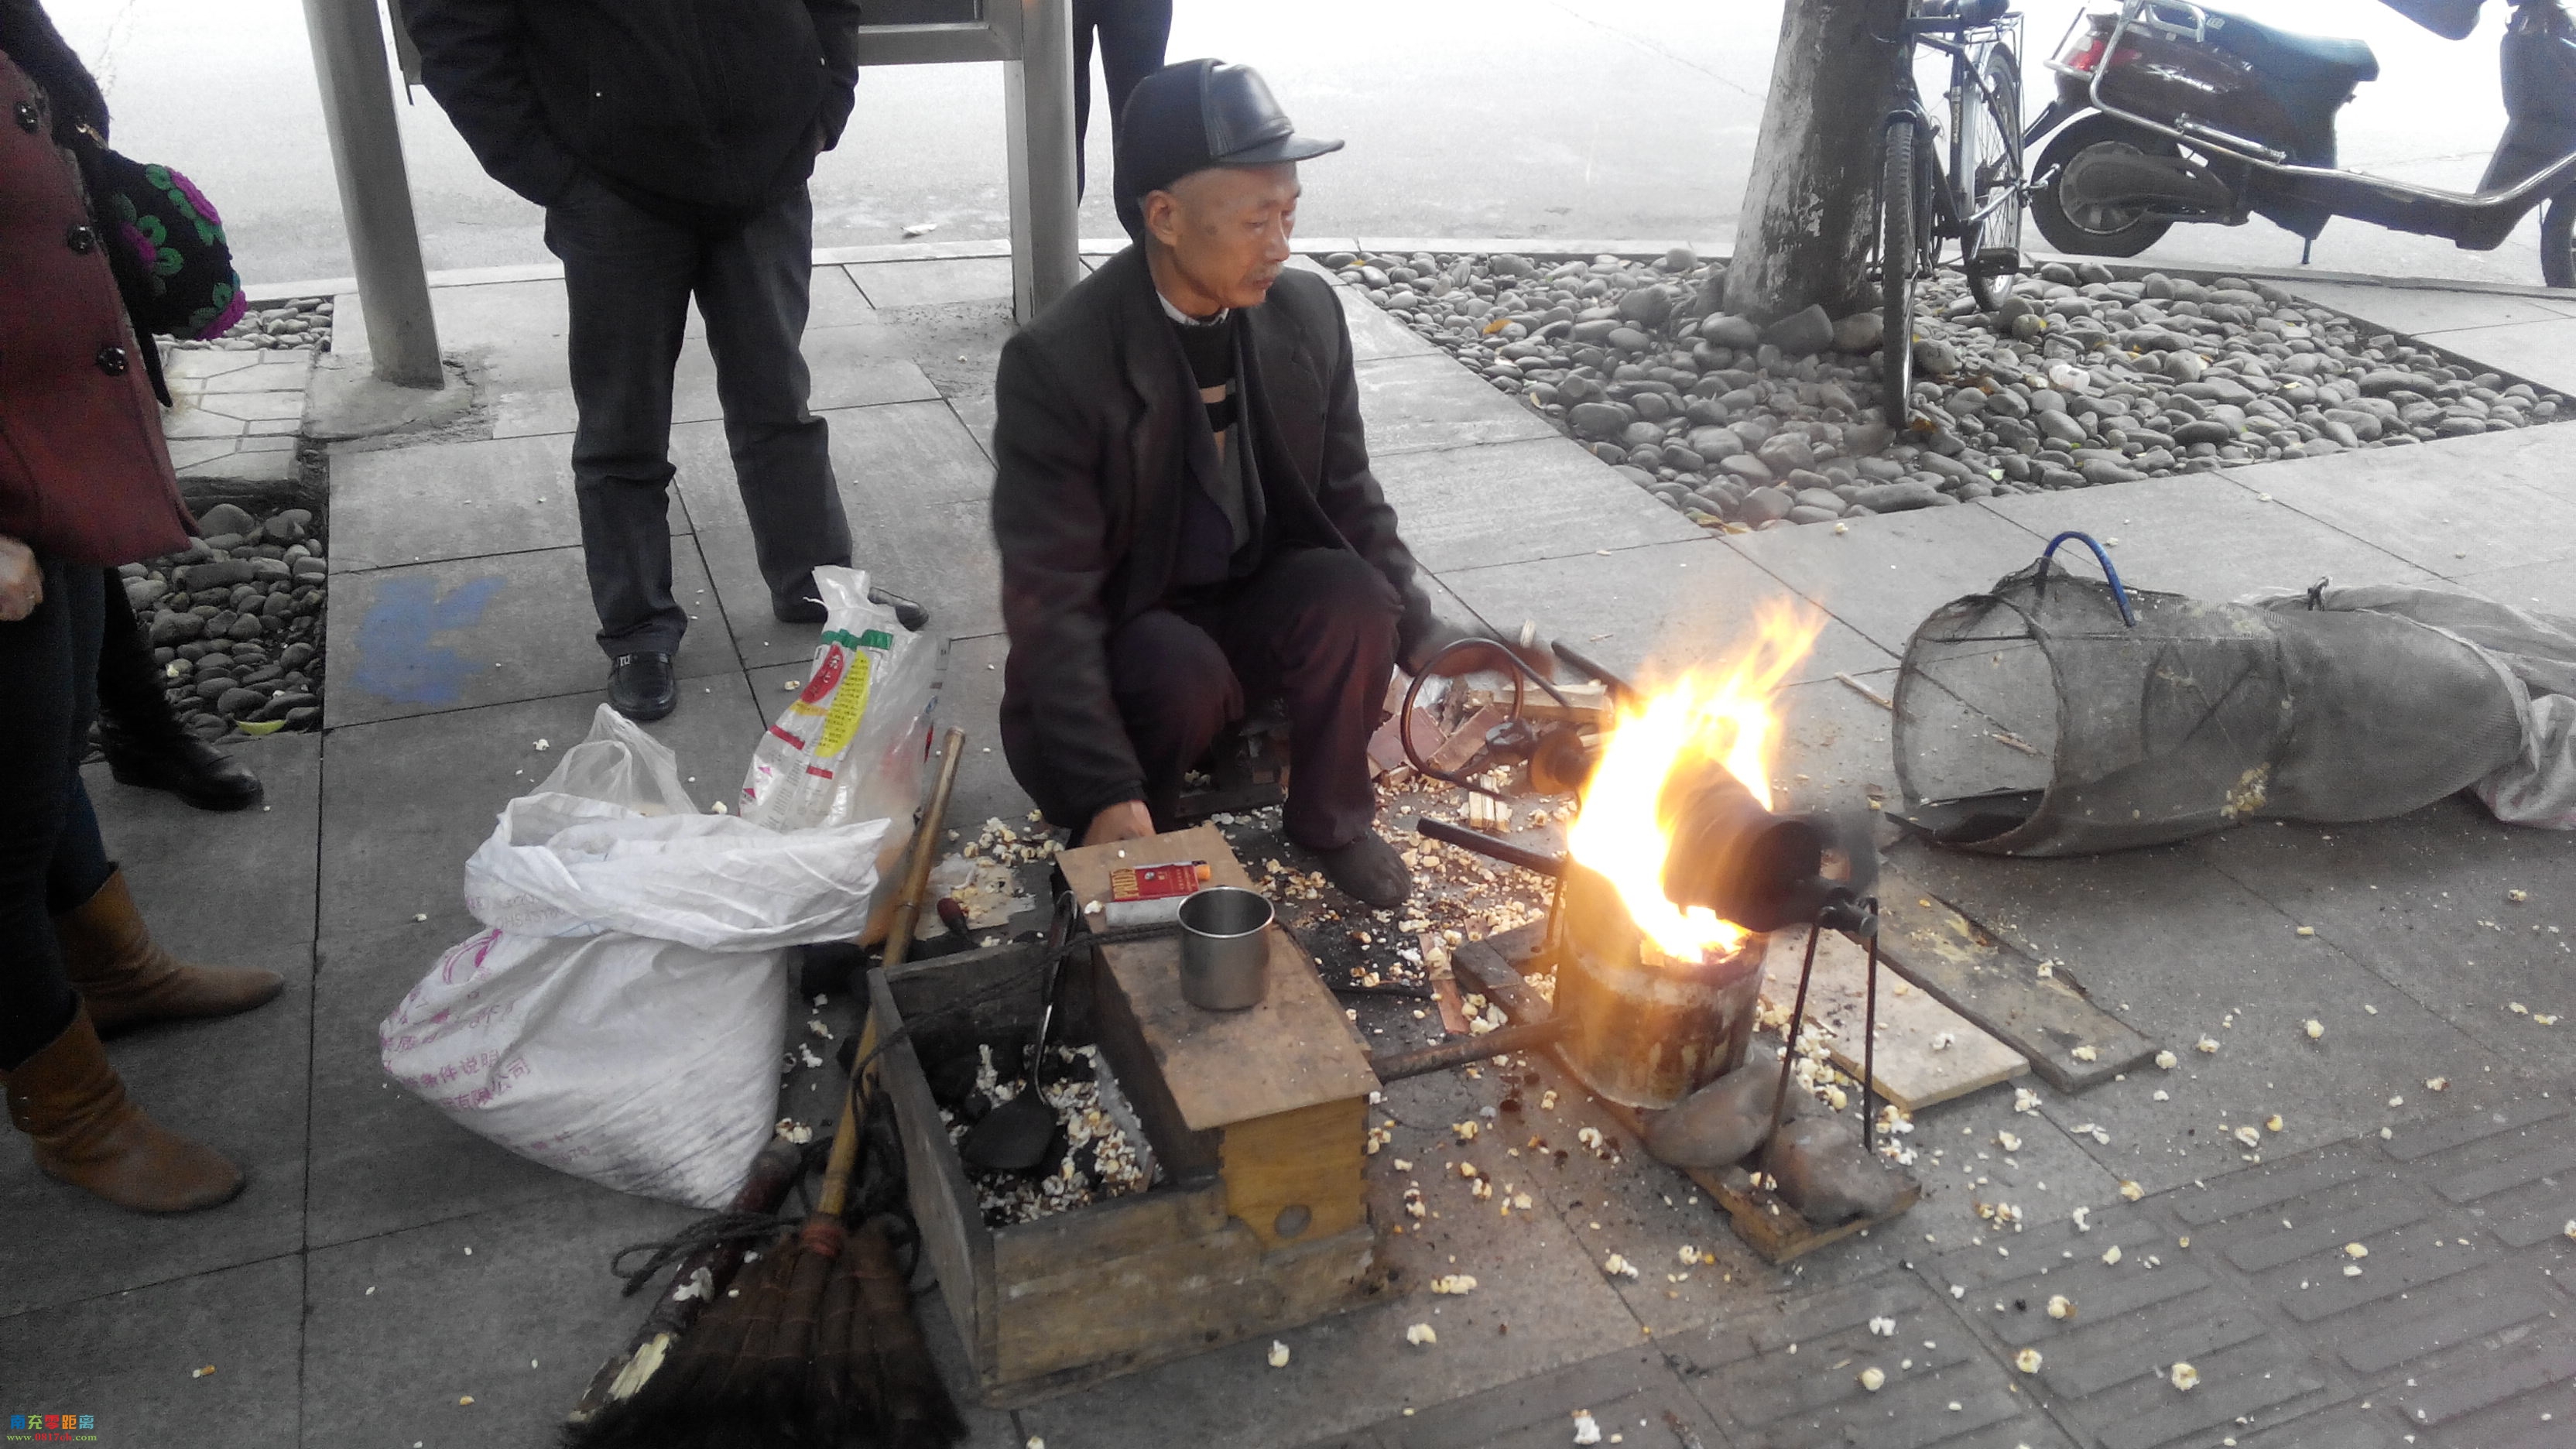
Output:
[
  {"xmin": 1871, "ymin": 866, "xmax": 2160, "ymax": 1092},
  {"xmin": 1762, "ymin": 926, "xmax": 2030, "ymax": 1114},
  {"xmin": 1059, "ymin": 825, "xmax": 1380, "ymax": 1132}
]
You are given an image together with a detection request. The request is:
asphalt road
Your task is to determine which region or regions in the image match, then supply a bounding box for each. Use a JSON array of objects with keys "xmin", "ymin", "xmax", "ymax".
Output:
[{"xmin": 42, "ymin": 0, "xmax": 2546, "ymax": 290}]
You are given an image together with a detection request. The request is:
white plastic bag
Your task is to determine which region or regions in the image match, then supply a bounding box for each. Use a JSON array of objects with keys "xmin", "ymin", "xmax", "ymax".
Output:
[
  {"xmin": 739, "ymin": 566, "xmax": 942, "ymax": 937},
  {"xmin": 382, "ymin": 706, "xmax": 889, "ymax": 1208}
]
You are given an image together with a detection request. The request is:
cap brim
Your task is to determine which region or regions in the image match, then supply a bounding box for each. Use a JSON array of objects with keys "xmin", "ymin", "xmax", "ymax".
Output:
[{"xmin": 1218, "ymin": 133, "xmax": 1344, "ymax": 166}]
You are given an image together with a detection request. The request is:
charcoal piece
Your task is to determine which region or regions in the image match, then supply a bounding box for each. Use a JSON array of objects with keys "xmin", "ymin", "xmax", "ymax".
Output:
[
  {"xmin": 1760, "ymin": 1115, "xmax": 1904, "ymax": 1226},
  {"xmin": 927, "ymin": 1053, "xmax": 981, "ymax": 1108}
]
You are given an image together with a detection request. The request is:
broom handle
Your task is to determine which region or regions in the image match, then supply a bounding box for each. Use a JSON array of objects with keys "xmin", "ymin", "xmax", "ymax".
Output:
[{"xmin": 819, "ymin": 725, "xmax": 967, "ymax": 1219}]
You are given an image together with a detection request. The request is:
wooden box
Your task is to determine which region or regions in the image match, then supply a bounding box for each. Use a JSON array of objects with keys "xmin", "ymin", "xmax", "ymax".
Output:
[{"xmin": 868, "ymin": 826, "xmax": 1387, "ymax": 1404}]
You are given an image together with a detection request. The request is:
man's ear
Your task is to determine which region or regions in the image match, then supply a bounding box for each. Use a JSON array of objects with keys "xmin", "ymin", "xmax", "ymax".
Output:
[{"xmin": 1142, "ymin": 188, "xmax": 1184, "ymax": 249}]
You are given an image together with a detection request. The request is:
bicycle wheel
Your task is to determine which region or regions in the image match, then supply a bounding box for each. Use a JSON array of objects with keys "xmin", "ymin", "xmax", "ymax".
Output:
[
  {"xmin": 1960, "ymin": 45, "xmax": 2024, "ymax": 311},
  {"xmin": 1882, "ymin": 117, "xmax": 1924, "ymax": 419}
]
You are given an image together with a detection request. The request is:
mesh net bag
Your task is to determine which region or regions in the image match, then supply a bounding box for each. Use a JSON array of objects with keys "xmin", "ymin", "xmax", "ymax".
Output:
[{"xmin": 1893, "ymin": 555, "xmax": 2527, "ymax": 855}]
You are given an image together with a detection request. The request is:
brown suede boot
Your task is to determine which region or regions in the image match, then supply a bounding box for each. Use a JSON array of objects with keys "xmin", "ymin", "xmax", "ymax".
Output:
[
  {"xmin": 3, "ymin": 1007, "xmax": 244, "ymax": 1212},
  {"xmin": 54, "ymin": 870, "xmax": 283, "ymax": 1037}
]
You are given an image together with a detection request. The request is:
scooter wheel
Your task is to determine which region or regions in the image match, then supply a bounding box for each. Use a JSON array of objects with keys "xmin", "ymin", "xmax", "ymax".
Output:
[{"xmin": 2030, "ymin": 115, "xmax": 2177, "ymax": 259}]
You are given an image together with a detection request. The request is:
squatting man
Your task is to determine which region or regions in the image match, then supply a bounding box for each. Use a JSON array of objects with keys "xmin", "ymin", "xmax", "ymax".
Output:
[{"xmin": 992, "ymin": 60, "xmax": 1515, "ymax": 908}]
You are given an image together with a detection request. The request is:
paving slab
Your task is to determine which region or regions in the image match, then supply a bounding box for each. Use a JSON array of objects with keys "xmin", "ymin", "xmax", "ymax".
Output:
[
  {"xmin": 2194, "ymin": 799, "xmax": 2576, "ymax": 1077},
  {"xmin": 2391, "ymin": 316, "xmax": 2576, "ymax": 396},
  {"xmin": 327, "ymin": 433, "xmax": 631, "ymax": 574},
  {"xmin": 81, "ymin": 731, "xmax": 320, "ymax": 957},
  {"xmin": 2215, "ymin": 426, "xmax": 2576, "ymax": 580},
  {"xmin": 322, "ymin": 543, "xmax": 730, "ymax": 728},
  {"xmin": 1977, "ymin": 471, "xmax": 2438, "ymax": 604},
  {"xmin": 1725, "ymin": 502, "xmax": 2053, "ymax": 658},
  {"xmin": 848, "ymin": 255, "xmax": 1015, "ymax": 308},
  {"xmin": 1437, "ymin": 539, "xmax": 1899, "ymax": 690},
  {"xmin": 2286, "ymin": 279, "xmax": 2576, "ymax": 340},
  {"xmin": 1329, "ymin": 1345, "xmax": 1731, "ymax": 1449},
  {"xmin": 1354, "ymin": 352, "xmax": 1564, "ymax": 456},
  {"xmin": 1769, "ymin": 666, "xmax": 1903, "ymax": 813},
  {"xmin": 2453, "ymin": 557, "xmax": 2576, "ymax": 614},
  {"xmin": 299, "ymin": 1190, "xmax": 701, "ymax": 1449},
  {"xmin": 1372, "ymin": 437, "xmax": 1704, "ymax": 572},
  {"xmin": 0, "ymin": 1252, "xmax": 304, "ymax": 1449},
  {"xmin": 1883, "ymin": 834, "xmax": 2493, "ymax": 1195},
  {"xmin": 316, "ymin": 672, "xmax": 767, "ymax": 945}
]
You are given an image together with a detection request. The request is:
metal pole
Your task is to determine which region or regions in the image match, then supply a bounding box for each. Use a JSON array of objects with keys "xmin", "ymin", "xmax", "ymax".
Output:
[
  {"xmin": 301, "ymin": 0, "xmax": 442, "ymax": 387},
  {"xmin": 1003, "ymin": 0, "xmax": 1081, "ymax": 325}
]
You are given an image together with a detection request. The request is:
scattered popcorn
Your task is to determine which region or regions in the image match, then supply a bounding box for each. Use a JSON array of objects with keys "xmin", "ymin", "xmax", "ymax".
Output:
[
  {"xmin": 773, "ymin": 1118, "xmax": 813, "ymax": 1145},
  {"xmin": 807, "ymin": 1019, "xmax": 834, "ymax": 1040},
  {"xmin": 1453, "ymin": 1121, "xmax": 1480, "ymax": 1142},
  {"xmin": 1268, "ymin": 1341, "xmax": 1291, "ymax": 1368},
  {"xmin": 1429, "ymin": 1275, "xmax": 1478, "ymax": 1295},
  {"xmin": 2563, "ymin": 1220, "xmax": 2575, "ymax": 1242},
  {"xmin": 1995, "ymin": 1132, "xmax": 2021, "ymax": 1153},
  {"xmin": 1930, "ymin": 1031, "xmax": 1956, "ymax": 1052},
  {"xmin": 2196, "ymin": 1036, "xmax": 2221, "ymax": 1054},
  {"xmin": 2102, "ymin": 1245, "xmax": 2123, "ymax": 1266},
  {"xmin": 2012, "ymin": 1087, "xmax": 2041, "ymax": 1115},
  {"xmin": 2071, "ymin": 1045, "xmax": 2098, "ymax": 1062},
  {"xmin": 532, "ymin": 739, "xmax": 550, "ymax": 752},
  {"xmin": 2345, "ymin": 1242, "xmax": 2369, "ymax": 1259},
  {"xmin": 2047, "ymin": 1295, "xmax": 2074, "ymax": 1320},
  {"xmin": 1577, "ymin": 1126, "xmax": 1605, "ymax": 1151},
  {"xmin": 2304, "ymin": 1019, "xmax": 2324, "ymax": 1040},
  {"xmin": 1604, "ymin": 1254, "xmax": 1640, "ymax": 1279},
  {"xmin": 2342, "ymin": 1264, "xmax": 2363, "ymax": 1278},
  {"xmin": 2119, "ymin": 1180, "xmax": 2144, "ymax": 1201},
  {"xmin": 1406, "ymin": 1323, "xmax": 1438, "ymax": 1346},
  {"xmin": 459, "ymin": 1396, "xmax": 475, "ymax": 1406},
  {"xmin": 1572, "ymin": 1410, "xmax": 1603, "ymax": 1445},
  {"xmin": 2427, "ymin": 1076, "xmax": 2449, "ymax": 1091},
  {"xmin": 2232, "ymin": 1125, "xmax": 2262, "ymax": 1148},
  {"xmin": 1859, "ymin": 1367, "xmax": 1887, "ymax": 1392},
  {"xmin": 191, "ymin": 1365, "xmax": 215, "ymax": 1379},
  {"xmin": 1869, "ymin": 1316, "xmax": 1896, "ymax": 1336},
  {"xmin": 2071, "ymin": 1207, "xmax": 2091, "ymax": 1232},
  {"xmin": 2170, "ymin": 1362, "xmax": 2199, "ymax": 1392},
  {"xmin": 2294, "ymin": 926, "xmax": 2314, "ymax": 937},
  {"xmin": 1391, "ymin": 1158, "xmax": 1413, "ymax": 1171},
  {"xmin": 2510, "ymin": 1002, "xmax": 2530, "ymax": 1015},
  {"xmin": 2153, "ymin": 1089, "xmax": 2170, "ymax": 1101},
  {"xmin": 1540, "ymin": 1089, "xmax": 1558, "ymax": 1111},
  {"xmin": 1678, "ymin": 1245, "xmax": 1704, "ymax": 1266},
  {"xmin": 413, "ymin": 913, "xmax": 429, "ymax": 923},
  {"xmin": 2015, "ymin": 1348, "xmax": 2043, "ymax": 1374},
  {"xmin": 2509, "ymin": 889, "xmax": 2530, "ymax": 903},
  {"xmin": 2154, "ymin": 1049, "xmax": 2177, "ymax": 1069},
  {"xmin": 2265, "ymin": 1114, "xmax": 2283, "ymax": 1132}
]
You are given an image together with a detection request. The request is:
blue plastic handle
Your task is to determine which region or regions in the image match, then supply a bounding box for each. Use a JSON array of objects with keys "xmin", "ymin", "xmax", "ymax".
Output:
[{"xmin": 2038, "ymin": 530, "xmax": 2138, "ymax": 627}]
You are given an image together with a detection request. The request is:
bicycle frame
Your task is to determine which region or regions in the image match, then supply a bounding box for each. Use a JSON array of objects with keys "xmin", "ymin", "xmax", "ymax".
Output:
[{"xmin": 1887, "ymin": 12, "xmax": 2025, "ymax": 262}]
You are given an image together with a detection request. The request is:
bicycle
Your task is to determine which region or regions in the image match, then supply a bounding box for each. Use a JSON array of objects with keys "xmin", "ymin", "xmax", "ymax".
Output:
[{"xmin": 1878, "ymin": 0, "xmax": 2029, "ymax": 418}]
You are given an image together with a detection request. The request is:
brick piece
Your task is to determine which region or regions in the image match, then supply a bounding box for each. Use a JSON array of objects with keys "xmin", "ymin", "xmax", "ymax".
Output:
[
  {"xmin": 2213, "ymin": 1191, "xmax": 2434, "ymax": 1274},
  {"xmin": 2334, "ymin": 1285, "xmax": 2558, "ymax": 1374},
  {"xmin": 2390, "ymin": 1324, "xmax": 2576, "ymax": 1427},
  {"xmin": 2379, "ymin": 1098, "xmax": 2570, "ymax": 1163},
  {"xmin": 2168, "ymin": 1151, "xmax": 2369, "ymax": 1226},
  {"xmin": 2030, "ymin": 1294, "xmax": 2270, "ymax": 1399},
  {"xmin": 2430, "ymin": 1133, "xmax": 2576, "ymax": 1205}
]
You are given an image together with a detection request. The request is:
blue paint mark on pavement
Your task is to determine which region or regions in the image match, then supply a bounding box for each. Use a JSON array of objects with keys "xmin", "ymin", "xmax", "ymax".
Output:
[{"xmin": 351, "ymin": 574, "xmax": 505, "ymax": 705}]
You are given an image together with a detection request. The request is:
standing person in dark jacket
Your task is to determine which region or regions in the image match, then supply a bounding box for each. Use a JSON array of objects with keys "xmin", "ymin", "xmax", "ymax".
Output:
[
  {"xmin": 407, "ymin": 0, "xmax": 899, "ymax": 721},
  {"xmin": 992, "ymin": 60, "xmax": 1506, "ymax": 909}
]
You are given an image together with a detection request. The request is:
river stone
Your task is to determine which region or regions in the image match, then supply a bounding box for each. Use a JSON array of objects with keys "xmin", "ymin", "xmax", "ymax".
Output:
[
  {"xmin": 1786, "ymin": 505, "xmax": 1841, "ymax": 526},
  {"xmin": 1852, "ymin": 481, "xmax": 1946, "ymax": 512},
  {"xmin": 1619, "ymin": 421, "xmax": 1664, "ymax": 449},
  {"xmin": 1720, "ymin": 454, "xmax": 1776, "ymax": 485},
  {"xmin": 1700, "ymin": 313, "xmax": 1762, "ymax": 349},
  {"xmin": 2036, "ymin": 410, "xmax": 2088, "ymax": 447},
  {"xmin": 225, "ymin": 614, "xmax": 267, "ymax": 642},
  {"xmin": 125, "ymin": 577, "xmax": 168, "ymax": 610},
  {"xmin": 179, "ymin": 560, "xmax": 256, "ymax": 591},
  {"xmin": 2173, "ymin": 419, "xmax": 2234, "ymax": 445},
  {"xmin": 1607, "ymin": 327, "xmax": 1653, "ymax": 353},
  {"xmin": 2081, "ymin": 458, "xmax": 2146, "ymax": 485},
  {"xmin": 1912, "ymin": 337, "xmax": 1962, "ymax": 375},
  {"xmin": 1831, "ymin": 311, "xmax": 1883, "ymax": 354},
  {"xmin": 1737, "ymin": 486, "xmax": 1795, "ymax": 524},
  {"xmin": 1757, "ymin": 432, "xmax": 1816, "ymax": 473},
  {"xmin": 1616, "ymin": 286, "xmax": 1676, "ymax": 328},
  {"xmin": 1567, "ymin": 402, "xmax": 1632, "ymax": 438},
  {"xmin": 214, "ymin": 687, "xmax": 265, "ymax": 718},
  {"xmin": 1762, "ymin": 304, "xmax": 1834, "ymax": 357},
  {"xmin": 149, "ymin": 611, "xmax": 204, "ymax": 646},
  {"xmin": 196, "ymin": 503, "xmax": 259, "ymax": 538}
]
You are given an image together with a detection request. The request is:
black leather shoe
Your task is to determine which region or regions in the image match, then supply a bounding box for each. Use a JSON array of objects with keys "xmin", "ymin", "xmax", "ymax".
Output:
[
  {"xmin": 608, "ymin": 652, "xmax": 677, "ymax": 721},
  {"xmin": 98, "ymin": 724, "xmax": 264, "ymax": 812},
  {"xmin": 1314, "ymin": 828, "xmax": 1411, "ymax": 909},
  {"xmin": 870, "ymin": 587, "xmax": 930, "ymax": 632},
  {"xmin": 773, "ymin": 586, "xmax": 930, "ymax": 631}
]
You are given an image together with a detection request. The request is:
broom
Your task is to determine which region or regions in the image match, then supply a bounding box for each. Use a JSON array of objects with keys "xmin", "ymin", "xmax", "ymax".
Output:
[{"xmin": 566, "ymin": 728, "xmax": 970, "ymax": 1449}]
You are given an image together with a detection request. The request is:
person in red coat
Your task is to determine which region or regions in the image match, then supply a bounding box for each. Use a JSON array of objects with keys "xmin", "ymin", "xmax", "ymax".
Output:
[{"xmin": 0, "ymin": 39, "xmax": 283, "ymax": 1214}]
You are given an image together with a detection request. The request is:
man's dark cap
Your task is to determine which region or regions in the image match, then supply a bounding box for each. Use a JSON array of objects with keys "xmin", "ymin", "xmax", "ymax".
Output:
[{"xmin": 1114, "ymin": 60, "xmax": 1342, "ymax": 242}]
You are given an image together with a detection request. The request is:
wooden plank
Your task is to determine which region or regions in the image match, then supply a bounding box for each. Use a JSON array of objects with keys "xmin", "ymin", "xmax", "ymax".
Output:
[
  {"xmin": 1872, "ymin": 867, "xmax": 2160, "ymax": 1091},
  {"xmin": 868, "ymin": 968, "xmax": 1001, "ymax": 1376},
  {"xmin": 1218, "ymin": 1097, "xmax": 1368, "ymax": 1251},
  {"xmin": 1060, "ymin": 826, "xmax": 1380, "ymax": 1131},
  {"xmin": 1760, "ymin": 926, "xmax": 2030, "ymax": 1114}
]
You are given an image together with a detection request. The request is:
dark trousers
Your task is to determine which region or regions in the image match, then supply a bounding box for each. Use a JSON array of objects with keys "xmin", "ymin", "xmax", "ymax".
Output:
[
  {"xmin": 544, "ymin": 175, "xmax": 853, "ymax": 657},
  {"xmin": 95, "ymin": 567, "xmax": 177, "ymax": 738},
  {"xmin": 1107, "ymin": 548, "xmax": 1399, "ymax": 850},
  {"xmin": 1072, "ymin": 0, "xmax": 1173, "ymax": 197},
  {"xmin": 0, "ymin": 560, "xmax": 114, "ymax": 1070}
]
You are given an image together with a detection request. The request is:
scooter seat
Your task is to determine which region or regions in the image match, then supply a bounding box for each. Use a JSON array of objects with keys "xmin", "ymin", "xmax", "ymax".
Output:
[{"xmin": 2201, "ymin": 10, "xmax": 2381, "ymax": 88}]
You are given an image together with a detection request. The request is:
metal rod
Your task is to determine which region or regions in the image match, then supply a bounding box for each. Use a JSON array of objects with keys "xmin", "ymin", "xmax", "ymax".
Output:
[
  {"xmin": 1003, "ymin": 0, "xmax": 1081, "ymax": 324},
  {"xmin": 1767, "ymin": 924, "xmax": 1824, "ymax": 1147},
  {"xmin": 1860, "ymin": 922, "xmax": 1880, "ymax": 1160},
  {"xmin": 1368, "ymin": 1018, "xmax": 1569, "ymax": 1082},
  {"xmin": 1415, "ymin": 818, "xmax": 1567, "ymax": 878},
  {"xmin": 300, "ymin": 0, "xmax": 442, "ymax": 387}
]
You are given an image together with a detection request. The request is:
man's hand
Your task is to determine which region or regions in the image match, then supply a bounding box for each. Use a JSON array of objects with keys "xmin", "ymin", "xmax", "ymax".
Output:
[
  {"xmin": 0, "ymin": 536, "xmax": 42, "ymax": 623},
  {"xmin": 1081, "ymin": 800, "xmax": 1156, "ymax": 848},
  {"xmin": 1406, "ymin": 617, "xmax": 1554, "ymax": 680}
]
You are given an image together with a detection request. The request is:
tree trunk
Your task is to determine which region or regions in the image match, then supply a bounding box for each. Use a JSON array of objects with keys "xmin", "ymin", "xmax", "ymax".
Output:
[{"xmin": 1725, "ymin": 0, "xmax": 1909, "ymax": 323}]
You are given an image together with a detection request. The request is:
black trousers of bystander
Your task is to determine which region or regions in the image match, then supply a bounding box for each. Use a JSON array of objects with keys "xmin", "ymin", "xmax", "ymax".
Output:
[
  {"xmin": 544, "ymin": 174, "xmax": 853, "ymax": 658},
  {"xmin": 0, "ymin": 560, "xmax": 114, "ymax": 1069},
  {"xmin": 1073, "ymin": 0, "xmax": 1174, "ymax": 197},
  {"xmin": 1105, "ymin": 547, "xmax": 1399, "ymax": 851}
]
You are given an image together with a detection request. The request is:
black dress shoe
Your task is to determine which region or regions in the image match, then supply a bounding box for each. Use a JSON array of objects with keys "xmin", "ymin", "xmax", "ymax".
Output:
[
  {"xmin": 870, "ymin": 587, "xmax": 931, "ymax": 632},
  {"xmin": 1314, "ymin": 828, "xmax": 1412, "ymax": 909},
  {"xmin": 608, "ymin": 652, "xmax": 677, "ymax": 721},
  {"xmin": 772, "ymin": 586, "xmax": 930, "ymax": 631},
  {"xmin": 98, "ymin": 724, "xmax": 264, "ymax": 812}
]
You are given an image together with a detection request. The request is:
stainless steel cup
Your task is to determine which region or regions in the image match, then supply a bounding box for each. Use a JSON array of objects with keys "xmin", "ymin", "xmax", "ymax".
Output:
[{"xmin": 1177, "ymin": 886, "xmax": 1273, "ymax": 1011}]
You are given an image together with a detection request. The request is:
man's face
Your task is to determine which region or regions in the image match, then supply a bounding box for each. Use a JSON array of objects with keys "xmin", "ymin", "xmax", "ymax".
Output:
[{"xmin": 1145, "ymin": 163, "xmax": 1300, "ymax": 311}]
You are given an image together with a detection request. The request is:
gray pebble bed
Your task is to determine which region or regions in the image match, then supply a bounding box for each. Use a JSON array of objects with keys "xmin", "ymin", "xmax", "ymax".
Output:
[
  {"xmin": 118, "ymin": 501, "xmax": 326, "ymax": 738},
  {"xmin": 166, "ymin": 296, "xmax": 333, "ymax": 353},
  {"xmin": 1334, "ymin": 248, "xmax": 2566, "ymax": 529}
]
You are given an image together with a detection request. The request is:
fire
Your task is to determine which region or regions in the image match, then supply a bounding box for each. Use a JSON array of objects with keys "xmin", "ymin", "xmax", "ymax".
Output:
[{"xmin": 1564, "ymin": 604, "xmax": 1824, "ymax": 959}]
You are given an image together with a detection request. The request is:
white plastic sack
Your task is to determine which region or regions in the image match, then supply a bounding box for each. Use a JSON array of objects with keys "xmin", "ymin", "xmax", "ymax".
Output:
[
  {"xmin": 739, "ymin": 565, "xmax": 942, "ymax": 835},
  {"xmin": 382, "ymin": 706, "xmax": 890, "ymax": 1208}
]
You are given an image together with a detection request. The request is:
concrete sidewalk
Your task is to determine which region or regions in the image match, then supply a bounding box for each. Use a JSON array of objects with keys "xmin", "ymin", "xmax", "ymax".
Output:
[{"xmin": 5, "ymin": 249, "xmax": 2573, "ymax": 1449}]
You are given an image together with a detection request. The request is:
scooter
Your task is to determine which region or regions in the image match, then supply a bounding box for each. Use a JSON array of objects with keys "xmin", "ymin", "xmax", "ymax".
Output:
[{"xmin": 2025, "ymin": 0, "xmax": 2576, "ymax": 284}]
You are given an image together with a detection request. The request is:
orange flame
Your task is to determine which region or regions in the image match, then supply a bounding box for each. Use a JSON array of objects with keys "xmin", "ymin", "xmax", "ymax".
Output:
[{"xmin": 1564, "ymin": 604, "xmax": 1825, "ymax": 960}]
